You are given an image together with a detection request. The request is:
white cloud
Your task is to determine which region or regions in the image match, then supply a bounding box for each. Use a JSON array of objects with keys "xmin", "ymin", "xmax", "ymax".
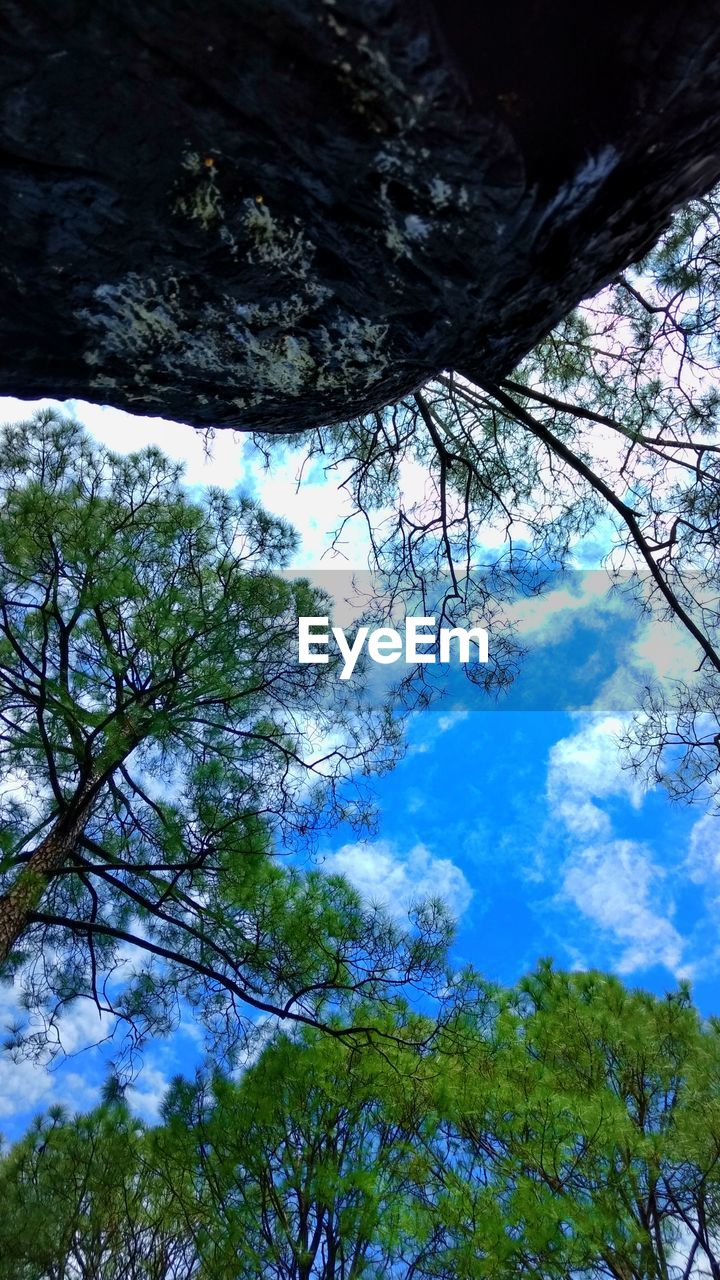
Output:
[
  {"xmin": 544, "ymin": 716, "xmax": 692, "ymax": 980},
  {"xmin": 0, "ymin": 1056, "xmax": 98, "ymax": 1122},
  {"xmin": 407, "ymin": 702, "xmax": 472, "ymax": 756},
  {"xmin": 437, "ymin": 705, "xmax": 470, "ymax": 734},
  {"xmin": 322, "ymin": 839, "xmax": 472, "ymax": 920},
  {"xmin": 687, "ymin": 812, "xmax": 720, "ymax": 882},
  {"xmin": 685, "ymin": 812, "xmax": 720, "ymax": 925},
  {"xmin": 71, "ymin": 400, "xmax": 252, "ymax": 491},
  {"xmin": 257, "ymin": 448, "xmax": 373, "ymax": 567},
  {"xmin": 76, "ymin": 401, "xmax": 373, "ymax": 569},
  {"xmin": 54, "ymin": 998, "xmax": 114, "ymax": 1055},
  {"xmin": 561, "ymin": 839, "xmax": 686, "ymax": 977},
  {"xmin": 548, "ymin": 714, "xmax": 647, "ymax": 838},
  {"xmin": 126, "ymin": 1062, "xmax": 170, "ymax": 1123},
  {"xmin": 0, "ymin": 988, "xmax": 107, "ymax": 1125},
  {"xmin": 503, "ymin": 573, "xmax": 618, "ymax": 644},
  {"xmin": 632, "ymin": 614, "xmax": 698, "ymax": 682},
  {"xmin": 0, "ymin": 396, "xmax": 250, "ymax": 492},
  {"xmin": 497, "ymin": 566, "xmax": 706, "ymax": 722}
]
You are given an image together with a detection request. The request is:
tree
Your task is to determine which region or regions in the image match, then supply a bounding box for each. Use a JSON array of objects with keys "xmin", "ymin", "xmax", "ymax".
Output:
[
  {"xmin": 0, "ymin": 1098, "xmax": 199, "ymax": 1280},
  {"xmin": 0, "ymin": 1010, "xmax": 445, "ymax": 1279},
  {"xmin": 5, "ymin": 968, "xmax": 720, "ymax": 1280},
  {"xmin": 154, "ymin": 1025, "xmax": 431, "ymax": 1280},
  {"xmin": 294, "ymin": 188, "xmax": 720, "ymax": 805},
  {"xmin": 433, "ymin": 964, "xmax": 720, "ymax": 1280},
  {"xmin": 4, "ymin": 5, "xmax": 720, "ymax": 431},
  {"xmin": 0, "ymin": 411, "xmax": 451, "ymax": 1064}
]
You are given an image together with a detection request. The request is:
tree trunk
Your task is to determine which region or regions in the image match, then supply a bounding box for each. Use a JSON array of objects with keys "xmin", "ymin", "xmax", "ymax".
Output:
[
  {"xmin": 2, "ymin": 3, "xmax": 720, "ymax": 432},
  {"xmin": 0, "ymin": 716, "xmax": 145, "ymax": 964},
  {"xmin": 0, "ymin": 801, "xmax": 93, "ymax": 965}
]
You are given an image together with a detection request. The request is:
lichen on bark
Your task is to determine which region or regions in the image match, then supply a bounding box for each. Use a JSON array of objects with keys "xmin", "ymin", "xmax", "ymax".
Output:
[{"xmin": 2, "ymin": 2, "xmax": 720, "ymax": 431}]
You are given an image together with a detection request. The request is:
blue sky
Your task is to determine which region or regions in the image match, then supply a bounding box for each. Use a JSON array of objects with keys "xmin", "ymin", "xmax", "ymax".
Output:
[{"xmin": 0, "ymin": 395, "xmax": 717, "ymax": 1141}]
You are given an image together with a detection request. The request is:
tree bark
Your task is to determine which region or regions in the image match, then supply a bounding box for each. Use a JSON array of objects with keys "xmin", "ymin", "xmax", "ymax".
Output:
[
  {"xmin": 2, "ymin": 3, "xmax": 720, "ymax": 432},
  {"xmin": 0, "ymin": 796, "xmax": 94, "ymax": 965},
  {"xmin": 0, "ymin": 715, "xmax": 147, "ymax": 964}
]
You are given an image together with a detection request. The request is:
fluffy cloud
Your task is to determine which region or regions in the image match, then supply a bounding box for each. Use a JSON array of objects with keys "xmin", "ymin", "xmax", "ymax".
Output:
[
  {"xmin": 561, "ymin": 839, "xmax": 686, "ymax": 977},
  {"xmin": 632, "ymin": 614, "xmax": 698, "ymax": 683},
  {"xmin": 685, "ymin": 813, "xmax": 720, "ymax": 922},
  {"xmin": 0, "ymin": 395, "xmax": 374, "ymax": 567},
  {"xmin": 504, "ymin": 572, "xmax": 621, "ymax": 644},
  {"xmin": 70, "ymin": 399, "xmax": 254, "ymax": 493},
  {"xmin": 126, "ymin": 1062, "xmax": 171, "ymax": 1124},
  {"xmin": 0, "ymin": 988, "xmax": 107, "ymax": 1127},
  {"xmin": 547, "ymin": 714, "xmax": 646, "ymax": 838},
  {"xmin": 437, "ymin": 705, "xmax": 470, "ymax": 734},
  {"xmin": 0, "ymin": 1056, "xmax": 98, "ymax": 1124},
  {"xmin": 545, "ymin": 716, "xmax": 690, "ymax": 979},
  {"xmin": 322, "ymin": 839, "xmax": 472, "ymax": 921}
]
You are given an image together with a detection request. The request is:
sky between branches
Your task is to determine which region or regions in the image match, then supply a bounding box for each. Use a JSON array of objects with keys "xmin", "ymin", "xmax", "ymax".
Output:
[{"xmin": 0, "ymin": 391, "xmax": 715, "ymax": 1144}]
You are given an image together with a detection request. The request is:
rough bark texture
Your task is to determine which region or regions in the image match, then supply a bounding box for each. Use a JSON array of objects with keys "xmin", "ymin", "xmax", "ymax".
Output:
[
  {"xmin": 2, "ymin": 2, "xmax": 720, "ymax": 433},
  {"xmin": 0, "ymin": 804, "xmax": 89, "ymax": 965}
]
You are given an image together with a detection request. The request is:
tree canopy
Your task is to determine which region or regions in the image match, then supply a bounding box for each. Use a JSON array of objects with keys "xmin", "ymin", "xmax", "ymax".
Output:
[
  {"xmin": 3, "ymin": 965, "xmax": 719, "ymax": 1279},
  {"xmin": 291, "ymin": 188, "xmax": 720, "ymax": 806},
  {"xmin": 2, "ymin": 159, "xmax": 720, "ymax": 1280},
  {"xmin": 0, "ymin": 413, "xmax": 451, "ymax": 1066}
]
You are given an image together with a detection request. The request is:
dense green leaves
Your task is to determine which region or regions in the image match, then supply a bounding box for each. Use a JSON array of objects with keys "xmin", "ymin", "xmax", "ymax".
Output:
[
  {"xmin": 4, "ymin": 968, "xmax": 720, "ymax": 1279},
  {"xmin": 0, "ymin": 1100, "xmax": 199, "ymax": 1280}
]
